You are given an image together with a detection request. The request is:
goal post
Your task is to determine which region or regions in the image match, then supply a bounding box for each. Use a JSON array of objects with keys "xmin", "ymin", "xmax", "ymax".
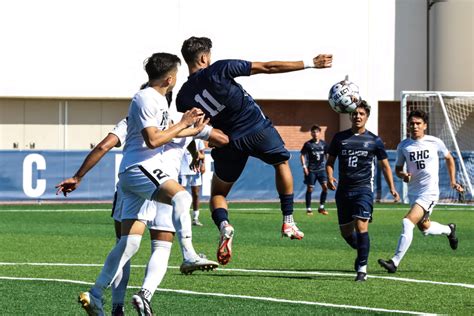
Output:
[{"xmin": 400, "ymin": 91, "xmax": 474, "ymax": 204}]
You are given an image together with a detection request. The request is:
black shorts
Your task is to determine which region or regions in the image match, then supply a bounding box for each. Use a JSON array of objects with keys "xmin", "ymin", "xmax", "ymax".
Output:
[
  {"xmin": 211, "ymin": 125, "xmax": 290, "ymax": 182},
  {"xmin": 336, "ymin": 188, "xmax": 374, "ymax": 225},
  {"xmin": 304, "ymin": 170, "xmax": 327, "ymax": 186}
]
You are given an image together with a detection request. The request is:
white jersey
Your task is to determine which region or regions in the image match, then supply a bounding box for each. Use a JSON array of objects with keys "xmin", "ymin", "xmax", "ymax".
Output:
[
  {"xmin": 110, "ymin": 118, "xmax": 128, "ymax": 147},
  {"xmin": 396, "ymin": 135, "xmax": 449, "ymax": 199},
  {"xmin": 180, "ymin": 139, "xmax": 205, "ymax": 176},
  {"xmin": 119, "ymin": 87, "xmax": 169, "ymax": 173}
]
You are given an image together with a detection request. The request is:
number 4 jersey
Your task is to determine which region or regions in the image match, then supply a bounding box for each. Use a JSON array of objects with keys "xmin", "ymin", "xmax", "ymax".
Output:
[{"xmin": 396, "ymin": 135, "xmax": 449, "ymax": 199}]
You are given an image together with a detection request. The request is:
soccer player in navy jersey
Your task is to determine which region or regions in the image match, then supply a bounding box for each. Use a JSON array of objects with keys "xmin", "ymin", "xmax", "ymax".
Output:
[
  {"xmin": 300, "ymin": 125, "xmax": 329, "ymax": 216},
  {"xmin": 176, "ymin": 36, "xmax": 333, "ymax": 265},
  {"xmin": 326, "ymin": 101, "xmax": 399, "ymax": 281}
]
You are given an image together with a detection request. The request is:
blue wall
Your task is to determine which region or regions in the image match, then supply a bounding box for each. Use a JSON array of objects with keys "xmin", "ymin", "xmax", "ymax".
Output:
[{"xmin": 0, "ymin": 150, "xmax": 472, "ymax": 202}]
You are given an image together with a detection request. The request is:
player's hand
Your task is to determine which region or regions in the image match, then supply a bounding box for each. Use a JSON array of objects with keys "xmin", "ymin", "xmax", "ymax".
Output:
[
  {"xmin": 452, "ymin": 182, "xmax": 464, "ymax": 193},
  {"xmin": 391, "ymin": 189, "xmax": 400, "ymax": 202},
  {"xmin": 303, "ymin": 166, "xmax": 309, "ymax": 176},
  {"xmin": 328, "ymin": 177, "xmax": 337, "ymax": 190},
  {"xmin": 181, "ymin": 108, "xmax": 204, "ymax": 127},
  {"xmin": 402, "ymin": 173, "xmax": 411, "ymax": 183},
  {"xmin": 55, "ymin": 177, "xmax": 81, "ymax": 197},
  {"xmin": 313, "ymin": 54, "xmax": 333, "ymax": 68}
]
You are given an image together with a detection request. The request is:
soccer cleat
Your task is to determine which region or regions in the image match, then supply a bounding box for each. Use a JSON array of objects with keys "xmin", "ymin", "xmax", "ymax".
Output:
[
  {"xmin": 306, "ymin": 211, "xmax": 314, "ymax": 216},
  {"xmin": 281, "ymin": 222, "xmax": 304, "ymax": 240},
  {"xmin": 378, "ymin": 259, "xmax": 397, "ymax": 273},
  {"xmin": 131, "ymin": 291, "xmax": 153, "ymax": 316},
  {"xmin": 355, "ymin": 272, "xmax": 367, "ymax": 282},
  {"xmin": 192, "ymin": 219, "xmax": 204, "ymax": 226},
  {"xmin": 217, "ymin": 224, "xmax": 234, "ymax": 265},
  {"xmin": 447, "ymin": 223, "xmax": 458, "ymax": 250},
  {"xmin": 180, "ymin": 254, "xmax": 219, "ymax": 275},
  {"xmin": 111, "ymin": 304, "xmax": 125, "ymax": 316},
  {"xmin": 318, "ymin": 208, "xmax": 329, "ymax": 215},
  {"xmin": 78, "ymin": 291, "xmax": 105, "ymax": 316}
]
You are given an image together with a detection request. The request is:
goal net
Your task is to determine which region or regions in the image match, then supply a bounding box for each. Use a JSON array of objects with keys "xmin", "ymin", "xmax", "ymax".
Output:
[{"xmin": 401, "ymin": 91, "xmax": 474, "ymax": 204}]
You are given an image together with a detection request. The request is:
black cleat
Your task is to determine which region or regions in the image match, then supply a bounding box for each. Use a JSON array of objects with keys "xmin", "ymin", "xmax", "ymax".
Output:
[
  {"xmin": 378, "ymin": 259, "xmax": 397, "ymax": 273},
  {"xmin": 355, "ymin": 272, "xmax": 367, "ymax": 282},
  {"xmin": 132, "ymin": 290, "xmax": 154, "ymax": 316},
  {"xmin": 447, "ymin": 223, "xmax": 458, "ymax": 250},
  {"xmin": 111, "ymin": 304, "xmax": 125, "ymax": 316}
]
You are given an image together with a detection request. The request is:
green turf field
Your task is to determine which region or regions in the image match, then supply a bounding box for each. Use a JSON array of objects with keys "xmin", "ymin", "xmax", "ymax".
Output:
[{"xmin": 0, "ymin": 202, "xmax": 473, "ymax": 315}]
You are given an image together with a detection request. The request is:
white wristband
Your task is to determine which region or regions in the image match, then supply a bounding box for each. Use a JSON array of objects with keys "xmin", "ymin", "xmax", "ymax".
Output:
[
  {"xmin": 195, "ymin": 124, "xmax": 213, "ymax": 141},
  {"xmin": 303, "ymin": 58, "xmax": 315, "ymax": 68}
]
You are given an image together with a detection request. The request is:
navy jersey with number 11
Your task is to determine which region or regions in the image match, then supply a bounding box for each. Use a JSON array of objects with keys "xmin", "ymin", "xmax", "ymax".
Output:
[
  {"xmin": 176, "ymin": 60, "xmax": 270, "ymax": 140},
  {"xmin": 328, "ymin": 129, "xmax": 388, "ymax": 191}
]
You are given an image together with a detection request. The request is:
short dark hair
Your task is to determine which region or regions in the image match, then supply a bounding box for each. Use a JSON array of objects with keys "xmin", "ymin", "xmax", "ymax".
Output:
[
  {"xmin": 181, "ymin": 36, "xmax": 212, "ymax": 64},
  {"xmin": 310, "ymin": 125, "xmax": 321, "ymax": 132},
  {"xmin": 408, "ymin": 109, "xmax": 428, "ymax": 123},
  {"xmin": 143, "ymin": 53, "xmax": 181, "ymax": 81},
  {"xmin": 356, "ymin": 100, "xmax": 371, "ymax": 116}
]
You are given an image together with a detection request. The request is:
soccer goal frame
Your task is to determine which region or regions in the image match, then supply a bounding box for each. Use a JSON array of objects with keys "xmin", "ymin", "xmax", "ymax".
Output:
[{"xmin": 400, "ymin": 91, "xmax": 474, "ymax": 204}]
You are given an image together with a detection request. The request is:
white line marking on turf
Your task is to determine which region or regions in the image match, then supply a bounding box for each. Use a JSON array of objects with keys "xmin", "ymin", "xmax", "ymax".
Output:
[
  {"xmin": 1, "ymin": 262, "xmax": 473, "ymax": 289},
  {"xmin": 0, "ymin": 276, "xmax": 436, "ymax": 315},
  {"xmin": 0, "ymin": 207, "xmax": 467, "ymax": 212}
]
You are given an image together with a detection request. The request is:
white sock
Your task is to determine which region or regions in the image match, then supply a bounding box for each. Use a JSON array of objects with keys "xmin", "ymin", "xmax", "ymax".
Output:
[
  {"xmin": 284, "ymin": 215, "xmax": 294, "ymax": 224},
  {"xmin": 319, "ymin": 205, "xmax": 325, "ymax": 209},
  {"xmin": 111, "ymin": 238, "xmax": 131, "ymax": 306},
  {"xmin": 422, "ymin": 221, "xmax": 451, "ymax": 236},
  {"xmin": 91, "ymin": 234, "xmax": 142, "ymax": 298},
  {"xmin": 141, "ymin": 240, "xmax": 172, "ymax": 301},
  {"xmin": 193, "ymin": 210, "xmax": 200, "ymax": 221},
  {"xmin": 392, "ymin": 218, "xmax": 415, "ymax": 267},
  {"xmin": 172, "ymin": 191, "xmax": 198, "ymax": 260},
  {"xmin": 357, "ymin": 264, "xmax": 367, "ymax": 273}
]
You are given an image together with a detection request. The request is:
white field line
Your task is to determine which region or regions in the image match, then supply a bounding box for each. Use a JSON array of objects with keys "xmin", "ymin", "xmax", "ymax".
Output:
[
  {"xmin": 0, "ymin": 262, "xmax": 473, "ymax": 289},
  {"xmin": 0, "ymin": 207, "xmax": 468, "ymax": 212},
  {"xmin": 0, "ymin": 276, "xmax": 436, "ymax": 315}
]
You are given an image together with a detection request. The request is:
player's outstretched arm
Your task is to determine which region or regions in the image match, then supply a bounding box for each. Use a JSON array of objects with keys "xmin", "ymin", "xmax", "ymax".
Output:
[
  {"xmin": 250, "ymin": 54, "xmax": 333, "ymax": 75},
  {"xmin": 326, "ymin": 155, "xmax": 337, "ymax": 190},
  {"xmin": 379, "ymin": 159, "xmax": 400, "ymax": 202},
  {"xmin": 55, "ymin": 133, "xmax": 120, "ymax": 196},
  {"xmin": 445, "ymin": 153, "xmax": 464, "ymax": 192}
]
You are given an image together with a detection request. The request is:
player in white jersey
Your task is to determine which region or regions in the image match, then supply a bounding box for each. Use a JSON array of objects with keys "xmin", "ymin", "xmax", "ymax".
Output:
[
  {"xmin": 74, "ymin": 52, "xmax": 208, "ymax": 316},
  {"xmin": 56, "ymin": 111, "xmax": 227, "ymax": 315},
  {"xmin": 179, "ymin": 138, "xmax": 206, "ymax": 226},
  {"xmin": 378, "ymin": 109, "xmax": 463, "ymax": 274}
]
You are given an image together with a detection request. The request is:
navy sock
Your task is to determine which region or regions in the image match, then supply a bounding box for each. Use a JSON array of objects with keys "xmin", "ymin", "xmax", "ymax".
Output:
[
  {"xmin": 212, "ymin": 208, "xmax": 229, "ymax": 229},
  {"xmin": 343, "ymin": 232, "xmax": 358, "ymax": 249},
  {"xmin": 305, "ymin": 191, "xmax": 312, "ymax": 209},
  {"xmin": 279, "ymin": 193, "xmax": 294, "ymax": 216},
  {"xmin": 356, "ymin": 232, "xmax": 370, "ymax": 267},
  {"xmin": 320, "ymin": 191, "xmax": 327, "ymax": 205}
]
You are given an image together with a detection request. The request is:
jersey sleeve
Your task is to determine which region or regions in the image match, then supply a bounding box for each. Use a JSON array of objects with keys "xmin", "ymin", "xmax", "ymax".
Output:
[
  {"xmin": 110, "ymin": 118, "xmax": 128, "ymax": 147},
  {"xmin": 327, "ymin": 136, "xmax": 339, "ymax": 157},
  {"xmin": 434, "ymin": 137, "xmax": 450, "ymax": 157},
  {"xmin": 374, "ymin": 136, "xmax": 388, "ymax": 160},
  {"xmin": 210, "ymin": 60, "xmax": 252, "ymax": 79},
  {"xmin": 395, "ymin": 143, "xmax": 406, "ymax": 167},
  {"xmin": 300, "ymin": 142, "xmax": 309, "ymax": 155},
  {"xmin": 133, "ymin": 93, "xmax": 160, "ymax": 130}
]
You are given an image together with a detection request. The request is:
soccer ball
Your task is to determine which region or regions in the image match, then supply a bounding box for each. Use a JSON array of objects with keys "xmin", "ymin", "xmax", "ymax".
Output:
[{"xmin": 328, "ymin": 79, "xmax": 361, "ymax": 113}]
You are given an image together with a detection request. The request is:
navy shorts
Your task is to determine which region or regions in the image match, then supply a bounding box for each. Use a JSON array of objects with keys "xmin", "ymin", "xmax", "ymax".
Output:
[
  {"xmin": 336, "ymin": 188, "xmax": 374, "ymax": 225},
  {"xmin": 211, "ymin": 125, "xmax": 290, "ymax": 183},
  {"xmin": 304, "ymin": 170, "xmax": 327, "ymax": 186}
]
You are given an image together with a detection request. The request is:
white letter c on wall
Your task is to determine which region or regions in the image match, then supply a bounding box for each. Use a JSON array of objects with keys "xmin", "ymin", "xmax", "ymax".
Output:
[{"xmin": 23, "ymin": 154, "xmax": 46, "ymax": 198}]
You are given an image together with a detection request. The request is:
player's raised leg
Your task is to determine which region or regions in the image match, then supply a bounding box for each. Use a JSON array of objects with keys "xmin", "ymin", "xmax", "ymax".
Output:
[
  {"xmin": 210, "ymin": 174, "xmax": 235, "ymax": 265},
  {"xmin": 275, "ymin": 161, "xmax": 304, "ymax": 240}
]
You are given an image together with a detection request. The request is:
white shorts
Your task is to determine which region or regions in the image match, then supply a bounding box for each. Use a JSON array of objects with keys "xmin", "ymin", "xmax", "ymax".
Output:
[
  {"xmin": 179, "ymin": 173, "xmax": 202, "ymax": 187},
  {"xmin": 118, "ymin": 158, "xmax": 172, "ymax": 221},
  {"xmin": 409, "ymin": 194, "xmax": 438, "ymax": 216}
]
